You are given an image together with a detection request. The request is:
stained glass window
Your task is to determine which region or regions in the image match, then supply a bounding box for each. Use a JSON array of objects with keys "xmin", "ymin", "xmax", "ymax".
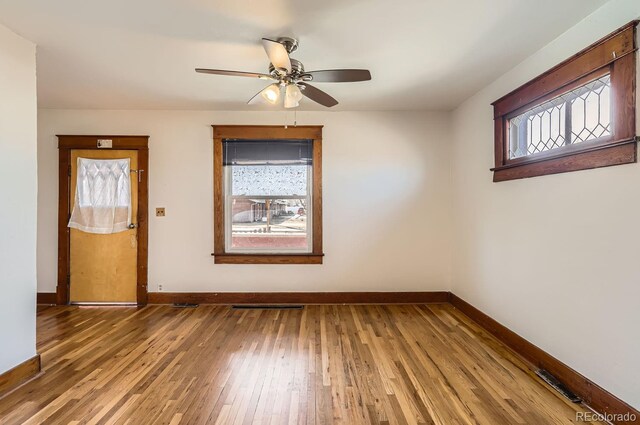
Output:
[{"xmin": 508, "ymin": 74, "xmax": 611, "ymax": 159}]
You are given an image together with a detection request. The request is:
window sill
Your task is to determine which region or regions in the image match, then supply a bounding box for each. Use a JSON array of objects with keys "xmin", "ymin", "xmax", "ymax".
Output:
[
  {"xmin": 212, "ymin": 253, "xmax": 324, "ymax": 264},
  {"xmin": 491, "ymin": 138, "xmax": 638, "ymax": 182}
]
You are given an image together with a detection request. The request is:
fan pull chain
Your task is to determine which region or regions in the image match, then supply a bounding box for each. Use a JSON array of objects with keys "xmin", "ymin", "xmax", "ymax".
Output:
[{"xmin": 283, "ymin": 110, "xmax": 298, "ymax": 129}]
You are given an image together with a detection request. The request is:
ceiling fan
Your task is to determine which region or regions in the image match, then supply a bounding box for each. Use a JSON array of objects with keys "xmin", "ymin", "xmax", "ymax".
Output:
[{"xmin": 196, "ymin": 37, "xmax": 371, "ymax": 108}]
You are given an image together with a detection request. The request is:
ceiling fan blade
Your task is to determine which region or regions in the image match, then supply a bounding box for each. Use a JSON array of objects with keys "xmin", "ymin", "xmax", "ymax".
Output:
[
  {"xmin": 298, "ymin": 83, "xmax": 338, "ymax": 107},
  {"xmin": 262, "ymin": 39, "xmax": 291, "ymax": 73},
  {"xmin": 195, "ymin": 68, "xmax": 274, "ymax": 80},
  {"xmin": 306, "ymin": 69, "xmax": 371, "ymax": 83},
  {"xmin": 247, "ymin": 88, "xmax": 266, "ymax": 105}
]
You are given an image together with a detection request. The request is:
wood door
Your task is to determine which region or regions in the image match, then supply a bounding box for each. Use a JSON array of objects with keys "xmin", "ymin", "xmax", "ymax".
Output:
[{"xmin": 69, "ymin": 150, "xmax": 139, "ymax": 303}]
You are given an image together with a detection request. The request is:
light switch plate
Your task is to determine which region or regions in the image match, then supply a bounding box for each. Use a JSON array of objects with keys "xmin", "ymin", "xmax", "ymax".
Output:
[{"xmin": 156, "ymin": 207, "xmax": 166, "ymax": 217}]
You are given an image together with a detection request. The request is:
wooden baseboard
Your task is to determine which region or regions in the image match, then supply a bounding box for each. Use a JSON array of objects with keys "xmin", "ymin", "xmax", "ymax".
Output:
[
  {"xmin": 37, "ymin": 293, "xmax": 57, "ymax": 305},
  {"xmin": 450, "ymin": 293, "xmax": 639, "ymax": 424},
  {"xmin": 0, "ymin": 355, "xmax": 41, "ymax": 397},
  {"xmin": 148, "ymin": 291, "xmax": 451, "ymax": 305}
]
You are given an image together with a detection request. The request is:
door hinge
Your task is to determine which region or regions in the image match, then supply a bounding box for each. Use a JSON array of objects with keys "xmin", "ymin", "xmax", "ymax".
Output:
[{"xmin": 68, "ymin": 165, "xmax": 72, "ymax": 177}]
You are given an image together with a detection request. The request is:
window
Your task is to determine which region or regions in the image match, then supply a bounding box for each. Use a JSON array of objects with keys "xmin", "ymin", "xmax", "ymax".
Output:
[
  {"xmin": 224, "ymin": 140, "xmax": 312, "ymax": 253},
  {"xmin": 492, "ymin": 21, "xmax": 638, "ymax": 182},
  {"xmin": 508, "ymin": 74, "xmax": 611, "ymax": 159},
  {"xmin": 212, "ymin": 126, "xmax": 323, "ymax": 264}
]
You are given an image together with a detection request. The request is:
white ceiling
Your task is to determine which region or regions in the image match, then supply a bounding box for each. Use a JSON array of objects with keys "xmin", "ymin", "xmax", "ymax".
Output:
[{"xmin": 0, "ymin": 0, "xmax": 608, "ymax": 111}]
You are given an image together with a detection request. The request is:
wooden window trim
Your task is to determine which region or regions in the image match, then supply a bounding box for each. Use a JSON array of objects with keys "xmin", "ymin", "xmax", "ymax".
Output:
[
  {"xmin": 212, "ymin": 125, "xmax": 324, "ymax": 264},
  {"xmin": 56, "ymin": 135, "xmax": 150, "ymax": 305},
  {"xmin": 491, "ymin": 21, "xmax": 639, "ymax": 182}
]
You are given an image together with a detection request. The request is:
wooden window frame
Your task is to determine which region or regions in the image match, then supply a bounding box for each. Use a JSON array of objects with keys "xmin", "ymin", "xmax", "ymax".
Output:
[
  {"xmin": 212, "ymin": 125, "xmax": 324, "ymax": 264},
  {"xmin": 491, "ymin": 21, "xmax": 639, "ymax": 182},
  {"xmin": 57, "ymin": 135, "xmax": 149, "ymax": 305}
]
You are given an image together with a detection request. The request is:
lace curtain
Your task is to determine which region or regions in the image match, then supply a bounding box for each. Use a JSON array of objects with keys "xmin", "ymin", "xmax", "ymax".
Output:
[{"xmin": 68, "ymin": 158, "xmax": 132, "ymax": 234}]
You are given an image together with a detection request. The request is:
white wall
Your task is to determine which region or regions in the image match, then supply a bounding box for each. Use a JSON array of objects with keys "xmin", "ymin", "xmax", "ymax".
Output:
[
  {"xmin": 0, "ymin": 24, "xmax": 37, "ymax": 373},
  {"xmin": 37, "ymin": 110, "xmax": 452, "ymax": 293},
  {"xmin": 451, "ymin": 0, "xmax": 640, "ymax": 409}
]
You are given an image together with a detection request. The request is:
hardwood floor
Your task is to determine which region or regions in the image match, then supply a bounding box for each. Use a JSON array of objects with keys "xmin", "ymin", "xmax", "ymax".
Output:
[{"xmin": 0, "ymin": 304, "xmax": 603, "ymax": 424}]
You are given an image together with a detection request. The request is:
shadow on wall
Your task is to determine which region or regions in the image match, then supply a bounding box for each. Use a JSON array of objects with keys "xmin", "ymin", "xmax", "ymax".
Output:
[{"xmin": 322, "ymin": 113, "xmax": 451, "ymax": 288}]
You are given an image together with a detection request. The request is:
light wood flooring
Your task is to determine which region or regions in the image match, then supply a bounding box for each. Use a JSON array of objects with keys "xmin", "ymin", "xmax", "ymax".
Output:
[{"xmin": 0, "ymin": 304, "xmax": 603, "ymax": 424}]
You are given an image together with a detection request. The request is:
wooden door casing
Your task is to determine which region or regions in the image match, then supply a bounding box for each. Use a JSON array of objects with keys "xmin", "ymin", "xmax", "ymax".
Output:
[{"xmin": 57, "ymin": 135, "xmax": 149, "ymax": 305}]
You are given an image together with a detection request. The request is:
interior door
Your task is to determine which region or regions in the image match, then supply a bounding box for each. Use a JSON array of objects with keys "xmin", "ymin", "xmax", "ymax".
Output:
[{"xmin": 69, "ymin": 149, "xmax": 139, "ymax": 303}]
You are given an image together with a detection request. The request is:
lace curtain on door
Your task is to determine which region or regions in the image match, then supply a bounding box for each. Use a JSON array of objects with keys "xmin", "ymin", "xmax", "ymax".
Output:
[{"xmin": 68, "ymin": 158, "xmax": 132, "ymax": 234}]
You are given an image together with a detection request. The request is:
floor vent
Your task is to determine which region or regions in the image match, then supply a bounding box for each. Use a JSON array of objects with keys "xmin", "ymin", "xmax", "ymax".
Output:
[
  {"xmin": 172, "ymin": 303, "xmax": 199, "ymax": 308},
  {"xmin": 535, "ymin": 369, "xmax": 582, "ymax": 403},
  {"xmin": 232, "ymin": 305, "xmax": 304, "ymax": 310}
]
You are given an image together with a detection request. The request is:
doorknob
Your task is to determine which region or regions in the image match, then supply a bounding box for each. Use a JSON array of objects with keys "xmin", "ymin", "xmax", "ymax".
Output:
[{"xmin": 128, "ymin": 223, "xmax": 138, "ymax": 229}]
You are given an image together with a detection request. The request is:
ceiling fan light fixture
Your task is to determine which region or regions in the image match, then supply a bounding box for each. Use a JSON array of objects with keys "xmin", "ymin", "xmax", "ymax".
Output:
[
  {"xmin": 197, "ymin": 37, "xmax": 371, "ymax": 108},
  {"xmin": 284, "ymin": 83, "xmax": 303, "ymax": 108},
  {"xmin": 261, "ymin": 83, "xmax": 281, "ymax": 104}
]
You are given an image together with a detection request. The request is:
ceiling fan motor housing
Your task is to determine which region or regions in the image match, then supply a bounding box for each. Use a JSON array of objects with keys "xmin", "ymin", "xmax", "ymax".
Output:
[{"xmin": 269, "ymin": 59, "xmax": 305, "ymax": 80}]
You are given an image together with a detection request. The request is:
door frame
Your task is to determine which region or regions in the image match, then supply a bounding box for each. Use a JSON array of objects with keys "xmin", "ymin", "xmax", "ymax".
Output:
[{"xmin": 57, "ymin": 135, "xmax": 149, "ymax": 305}]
